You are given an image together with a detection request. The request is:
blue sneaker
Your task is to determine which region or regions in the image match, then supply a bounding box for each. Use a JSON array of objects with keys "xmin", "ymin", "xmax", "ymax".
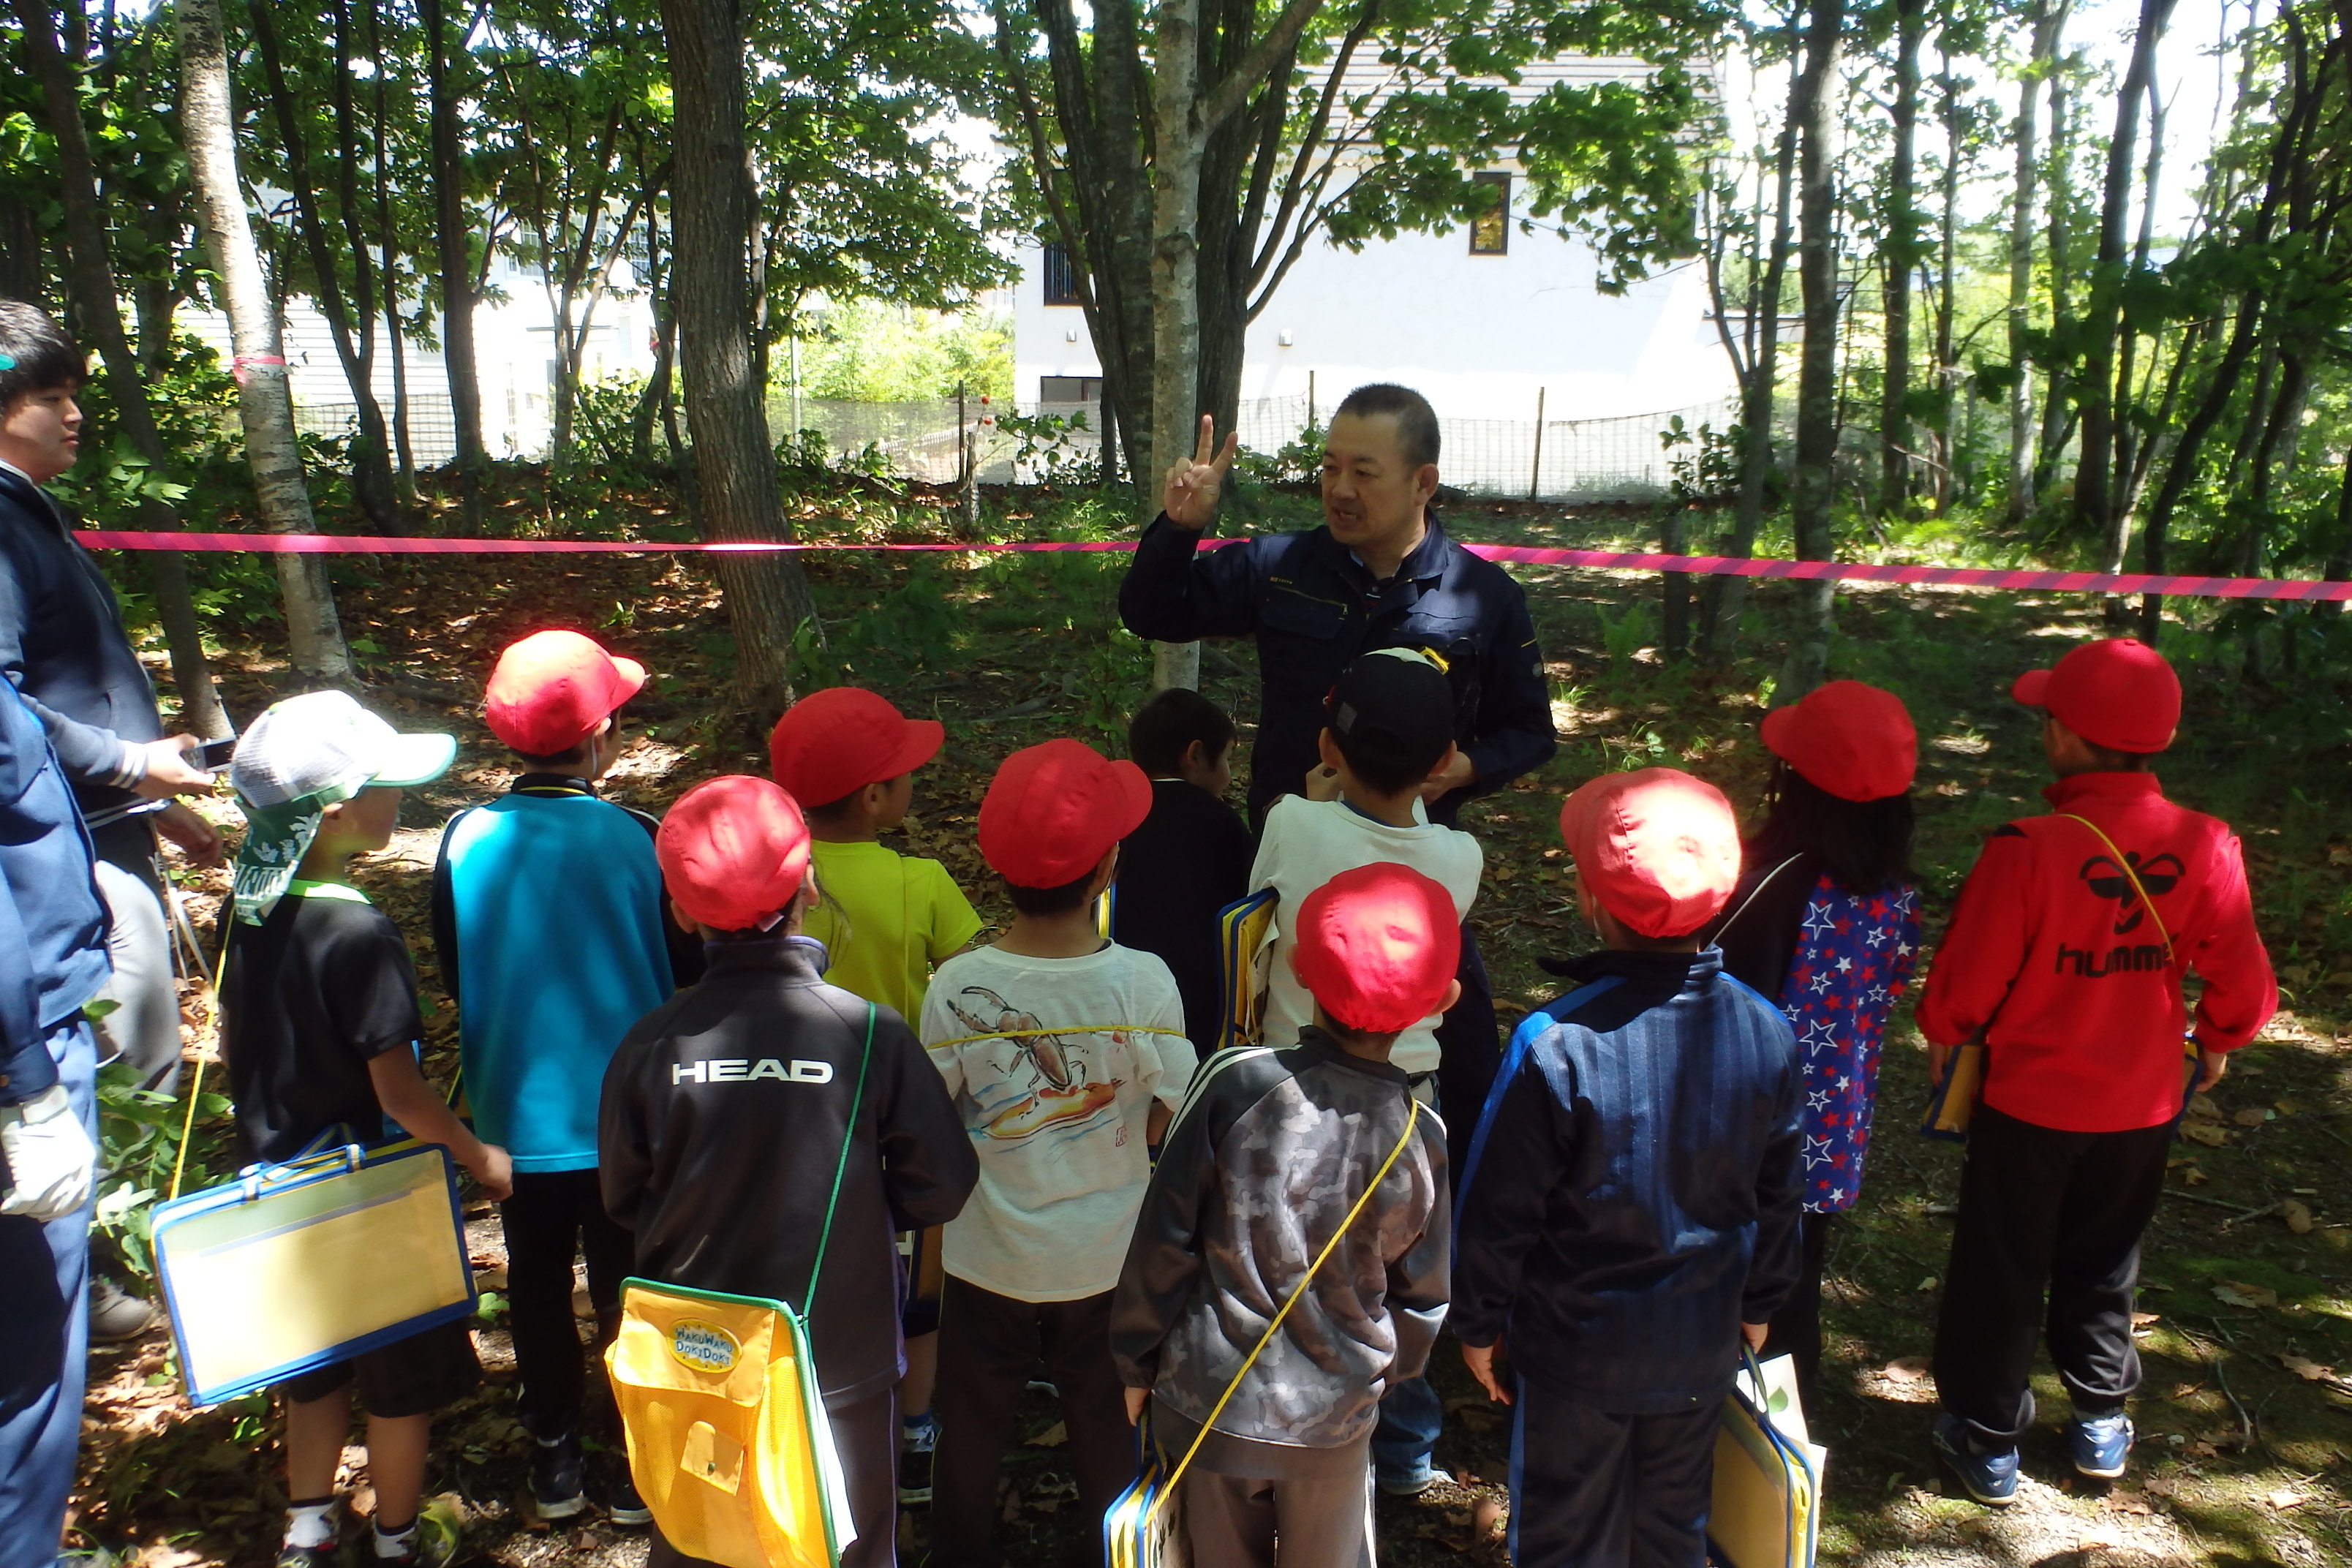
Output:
[
  {"xmin": 1932, "ymin": 1413, "xmax": 2019, "ymax": 1506},
  {"xmin": 2070, "ymin": 1411, "xmax": 2133, "ymax": 1479}
]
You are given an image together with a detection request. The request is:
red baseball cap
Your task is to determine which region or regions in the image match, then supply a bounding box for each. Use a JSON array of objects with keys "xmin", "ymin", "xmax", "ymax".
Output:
[
  {"xmin": 1760, "ymin": 680, "xmax": 1917, "ymax": 802},
  {"xmin": 977, "ymin": 739, "xmax": 1153, "ymax": 889},
  {"xmin": 656, "ymin": 776, "xmax": 813, "ymax": 932},
  {"xmin": 485, "ymin": 630, "xmax": 647, "ymax": 756},
  {"xmin": 1558, "ymin": 768, "xmax": 1741, "ymax": 938},
  {"xmin": 769, "ymin": 687, "xmax": 945, "ymax": 807},
  {"xmin": 1291, "ymin": 863, "xmax": 1462, "ymax": 1034},
  {"xmin": 2010, "ymin": 638, "xmax": 2180, "ymax": 753}
]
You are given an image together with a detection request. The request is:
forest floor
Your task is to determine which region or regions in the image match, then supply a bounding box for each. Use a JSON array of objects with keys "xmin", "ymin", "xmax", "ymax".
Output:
[{"xmin": 63, "ymin": 470, "xmax": 2352, "ymax": 1567}]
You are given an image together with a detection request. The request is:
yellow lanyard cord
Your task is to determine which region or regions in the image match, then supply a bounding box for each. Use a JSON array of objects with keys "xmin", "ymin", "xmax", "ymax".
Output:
[
  {"xmin": 925, "ymin": 1025, "xmax": 1194, "ymax": 1050},
  {"xmin": 169, "ymin": 936, "xmax": 233, "ymax": 1201},
  {"xmin": 1145, "ymin": 1098, "xmax": 1421, "ymax": 1528},
  {"xmin": 2056, "ymin": 813, "xmax": 2177, "ymax": 966}
]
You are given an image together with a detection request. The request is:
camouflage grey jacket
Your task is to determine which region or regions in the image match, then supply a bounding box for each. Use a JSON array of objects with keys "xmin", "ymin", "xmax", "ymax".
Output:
[{"xmin": 1110, "ymin": 1030, "xmax": 1450, "ymax": 1451}]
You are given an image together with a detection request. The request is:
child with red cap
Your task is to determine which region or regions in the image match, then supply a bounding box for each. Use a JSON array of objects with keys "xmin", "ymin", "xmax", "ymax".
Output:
[
  {"xmin": 1703, "ymin": 679, "xmax": 1923, "ymax": 1402},
  {"xmin": 1452, "ymin": 768, "xmax": 1803, "ymax": 1568},
  {"xmin": 769, "ymin": 686, "xmax": 981, "ymax": 1501},
  {"xmin": 916, "ymin": 739, "xmax": 1192, "ymax": 1566},
  {"xmin": 1919, "ymin": 638, "xmax": 2274, "ymax": 1504},
  {"xmin": 1112, "ymin": 862, "xmax": 1455, "ymax": 1568},
  {"xmin": 430, "ymin": 627, "xmax": 697, "ymax": 1525},
  {"xmin": 598, "ymin": 777, "xmax": 977, "ymax": 1568}
]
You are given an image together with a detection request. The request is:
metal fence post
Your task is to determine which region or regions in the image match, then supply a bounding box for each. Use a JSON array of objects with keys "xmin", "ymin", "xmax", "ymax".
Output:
[{"xmin": 1528, "ymin": 386, "xmax": 1546, "ymax": 500}]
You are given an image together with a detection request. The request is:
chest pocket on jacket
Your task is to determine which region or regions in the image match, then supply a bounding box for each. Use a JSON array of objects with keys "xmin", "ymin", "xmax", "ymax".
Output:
[{"xmin": 1261, "ymin": 587, "xmax": 1349, "ymax": 642}]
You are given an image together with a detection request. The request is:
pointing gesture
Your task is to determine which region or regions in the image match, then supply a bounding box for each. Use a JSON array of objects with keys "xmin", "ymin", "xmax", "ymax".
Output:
[{"xmin": 1162, "ymin": 413, "xmax": 1240, "ymax": 531}]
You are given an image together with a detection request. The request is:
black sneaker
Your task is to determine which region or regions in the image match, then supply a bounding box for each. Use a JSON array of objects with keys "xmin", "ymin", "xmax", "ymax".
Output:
[
  {"xmin": 608, "ymin": 1470, "xmax": 652, "ymax": 1527},
  {"xmin": 530, "ymin": 1431, "xmax": 587, "ymax": 1520},
  {"xmin": 898, "ymin": 1417, "xmax": 938, "ymax": 1505}
]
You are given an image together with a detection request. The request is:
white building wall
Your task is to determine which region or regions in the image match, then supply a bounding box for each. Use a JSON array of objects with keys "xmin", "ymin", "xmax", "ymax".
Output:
[{"xmin": 1013, "ymin": 213, "xmax": 1735, "ymax": 428}]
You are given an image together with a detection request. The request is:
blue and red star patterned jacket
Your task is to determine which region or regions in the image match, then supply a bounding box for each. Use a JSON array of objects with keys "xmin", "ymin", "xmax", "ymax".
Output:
[{"xmin": 1777, "ymin": 875, "xmax": 1920, "ymax": 1213}]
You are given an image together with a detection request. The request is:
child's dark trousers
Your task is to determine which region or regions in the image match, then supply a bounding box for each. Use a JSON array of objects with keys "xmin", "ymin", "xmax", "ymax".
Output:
[
  {"xmin": 1933, "ymin": 1104, "xmax": 2174, "ymax": 1448},
  {"xmin": 1507, "ymin": 1380, "xmax": 1717, "ymax": 1567},
  {"xmin": 500, "ymin": 1169, "xmax": 633, "ymax": 1439}
]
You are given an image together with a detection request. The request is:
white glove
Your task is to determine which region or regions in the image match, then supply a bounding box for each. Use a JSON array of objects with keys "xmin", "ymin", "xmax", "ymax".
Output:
[{"xmin": 0, "ymin": 1084, "xmax": 97, "ymax": 1222}]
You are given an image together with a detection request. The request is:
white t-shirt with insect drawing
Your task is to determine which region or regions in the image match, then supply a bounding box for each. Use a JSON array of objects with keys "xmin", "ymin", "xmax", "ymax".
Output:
[{"xmin": 920, "ymin": 941, "xmax": 1195, "ymax": 1302}]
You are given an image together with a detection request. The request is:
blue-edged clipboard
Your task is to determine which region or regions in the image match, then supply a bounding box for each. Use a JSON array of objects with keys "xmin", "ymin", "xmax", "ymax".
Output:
[
  {"xmin": 1708, "ymin": 1350, "xmax": 1823, "ymax": 1568},
  {"xmin": 1213, "ymin": 889, "xmax": 1278, "ymax": 1052},
  {"xmin": 150, "ymin": 1126, "xmax": 478, "ymax": 1407}
]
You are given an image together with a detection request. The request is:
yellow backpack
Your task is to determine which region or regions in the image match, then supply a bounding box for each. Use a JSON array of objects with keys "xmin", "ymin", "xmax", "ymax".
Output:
[{"xmin": 606, "ymin": 1006, "xmax": 875, "ymax": 1568}]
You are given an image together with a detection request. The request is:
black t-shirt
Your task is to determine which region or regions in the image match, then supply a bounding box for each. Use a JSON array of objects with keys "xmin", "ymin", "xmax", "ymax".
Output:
[
  {"xmin": 1112, "ymin": 780, "xmax": 1256, "ymax": 1050},
  {"xmin": 219, "ymin": 883, "xmax": 425, "ymax": 1164}
]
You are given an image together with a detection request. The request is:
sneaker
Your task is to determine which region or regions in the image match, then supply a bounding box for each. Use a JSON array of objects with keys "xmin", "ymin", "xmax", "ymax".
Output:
[
  {"xmin": 2070, "ymin": 1411, "xmax": 2133, "ymax": 1479},
  {"xmin": 608, "ymin": 1470, "xmax": 652, "ymax": 1527},
  {"xmin": 529, "ymin": 1431, "xmax": 587, "ymax": 1520},
  {"xmin": 898, "ymin": 1415, "xmax": 938, "ymax": 1505},
  {"xmin": 1932, "ymin": 1412, "xmax": 2019, "ymax": 1507},
  {"xmin": 88, "ymin": 1278, "xmax": 155, "ymax": 1343}
]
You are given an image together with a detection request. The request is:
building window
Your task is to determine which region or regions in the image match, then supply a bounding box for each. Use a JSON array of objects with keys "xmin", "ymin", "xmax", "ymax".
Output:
[
  {"xmin": 1039, "ymin": 375, "xmax": 1102, "ymax": 404},
  {"xmin": 1043, "ymin": 243, "xmax": 1082, "ymax": 305},
  {"xmin": 1469, "ymin": 173, "xmax": 1510, "ymax": 256}
]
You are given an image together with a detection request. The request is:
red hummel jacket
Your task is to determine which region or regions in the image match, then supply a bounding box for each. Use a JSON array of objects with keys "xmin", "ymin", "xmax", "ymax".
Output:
[{"xmin": 1917, "ymin": 772, "xmax": 2277, "ymax": 1133}]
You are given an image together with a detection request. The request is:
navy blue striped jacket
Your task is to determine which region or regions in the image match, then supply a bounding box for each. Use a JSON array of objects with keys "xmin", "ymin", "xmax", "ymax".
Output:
[{"xmin": 1451, "ymin": 946, "xmax": 1803, "ymax": 1412}]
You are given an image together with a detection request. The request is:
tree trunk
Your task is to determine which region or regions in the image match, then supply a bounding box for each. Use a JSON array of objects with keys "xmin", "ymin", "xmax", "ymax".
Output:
[
  {"xmin": 173, "ymin": 0, "xmax": 351, "ymax": 682},
  {"xmin": 2006, "ymin": 0, "xmax": 2060, "ymax": 525},
  {"xmin": 15, "ymin": 0, "xmax": 227, "ymax": 735},
  {"xmin": 1147, "ymin": 0, "xmax": 1205, "ymax": 693},
  {"xmin": 658, "ymin": 0, "xmax": 818, "ymax": 717},
  {"xmin": 421, "ymin": 0, "xmax": 489, "ymax": 532},
  {"xmin": 1931, "ymin": 45, "xmax": 1963, "ymax": 515},
  {"xmin": 248, "ymin": 0, "xmax": 404, "ymax": 532},
  {"xmin": 2072, "ymin": 0, "xmax": 2176, "ymax": 551},
  {"xmin": 1702, "ymin": 23, "xmax": 1801, "ymax": 661},
  {"xmin": 363, "ymin": 0, "xmax": 417, "ymax": 501},
  {"xmin": 2031, "ymin": 53, "xmax": 2076, "ymax": 500},
  {"xmin": 1877, "ymin": 0, "xmax": 1926, "ymax": 518},
  {"xmin": 1783, "ymin": 0, "xmax": 1844, "ymax": 698}
]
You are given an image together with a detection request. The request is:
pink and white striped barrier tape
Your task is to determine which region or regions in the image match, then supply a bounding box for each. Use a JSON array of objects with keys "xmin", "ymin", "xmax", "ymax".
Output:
[{"xmin": 75, "ymin": 529, "xmax": 2351, "ymax": 603}]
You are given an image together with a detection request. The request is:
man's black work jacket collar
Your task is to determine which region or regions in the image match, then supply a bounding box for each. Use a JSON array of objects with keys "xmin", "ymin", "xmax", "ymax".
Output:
[
  {"xmin": 699, "ymin": 931, "xmax": 832, "ymax": 979},
  {"xmin": 1319, "ymin": 511, "xmax": 1454, "ymax": 602},
  {"xmin": 1286, "ymin": 1024, "xmax": 1414, "ymax": 1088}
]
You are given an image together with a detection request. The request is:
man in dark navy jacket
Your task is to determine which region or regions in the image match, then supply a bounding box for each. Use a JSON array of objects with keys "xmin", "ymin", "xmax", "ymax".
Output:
[
  {"xmin": 1120, "ymin": 383, "xmax": 1555, "ymax": 1493},
  {"xmin": 0, "ymin": 672, "xmax": 112, "ymax": 1568}
]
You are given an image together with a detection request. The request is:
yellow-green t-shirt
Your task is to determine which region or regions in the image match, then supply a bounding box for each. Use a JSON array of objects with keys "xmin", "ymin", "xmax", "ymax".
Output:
[{"xmin": 804, "ymin": 838, "xmax": 984, "ymax": 1018}]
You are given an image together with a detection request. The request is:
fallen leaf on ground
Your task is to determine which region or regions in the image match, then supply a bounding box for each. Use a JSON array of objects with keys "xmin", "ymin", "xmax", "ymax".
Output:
[
  {"xmin": 2232, "ymin": 1108, "xmax": 2271, "ymax": 1126},
  {"xmin": 2212, "ymin": 1282, "xmax": 2278, "ymax": 1309},
  {"xmin": 2185, "ymin": 1093, "xmax": 2221, "ymax": 1120},
  {"xmin": 2075, "ymin": 1529, "xmax": 2122, "ymax": 1550},
  {"xmin": 2280, "ymin": 1199, "xmax": 2314, "ymax": 1234},
  {"xmin": 2266, "ymin": 1489, "xmax": 2306, "ymax": 1511},
  {"xmin": 2278, "ymin": 1354, "xmax": 2337, "ymax": 1383},
  {"xmin": 2130, "ymin": 1311, "xmax": 2161, "ymax": 1328},
  {"xmin": 2180, "ymin": 1123, "xmax": 2229, "ymax": 1147},
  {"xmin": 1882, "ymin": 1357, "xmax": 1930, "ymax": 1382},
  {"xmin": 1024, "ymin": 1421, "xmax": 1067, "ymax": 1447}
]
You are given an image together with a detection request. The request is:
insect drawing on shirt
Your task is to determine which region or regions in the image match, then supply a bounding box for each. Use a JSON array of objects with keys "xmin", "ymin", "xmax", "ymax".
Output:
[{"xmin": 945, "ymin": 986, "xmax": 1121, "ymax": 1142}]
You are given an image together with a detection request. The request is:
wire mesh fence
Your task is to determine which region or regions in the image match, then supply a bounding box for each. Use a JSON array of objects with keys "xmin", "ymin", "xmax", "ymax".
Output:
[{"xmin": 290, "ymin": 390, "xmax": 1740, "ymax": 503}]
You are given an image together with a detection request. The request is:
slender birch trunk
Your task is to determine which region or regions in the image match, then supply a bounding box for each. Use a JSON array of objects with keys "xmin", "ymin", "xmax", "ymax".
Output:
[{"xmin": 1148, "ymin": 0, "xmax": 1204, "ymax": 693}]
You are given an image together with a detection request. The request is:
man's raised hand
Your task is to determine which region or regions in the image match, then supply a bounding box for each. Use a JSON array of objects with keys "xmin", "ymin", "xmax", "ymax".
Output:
[{"xmin": 1162, "ymin": 413, "xmax": 1239, "ymax": 531}]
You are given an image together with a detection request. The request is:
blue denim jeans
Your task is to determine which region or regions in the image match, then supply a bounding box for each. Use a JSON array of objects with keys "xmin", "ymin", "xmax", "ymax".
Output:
[
  {"xmin": 1371, "ymin": 1371, "xmax": 1443, "ymax": 1488},
  {"xmin": 0, "ymin": 1020, "xmax": 95, "ymax": 1568}
]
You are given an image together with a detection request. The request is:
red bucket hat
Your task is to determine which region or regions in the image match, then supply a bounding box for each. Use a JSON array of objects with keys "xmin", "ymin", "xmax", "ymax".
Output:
[
  {"xmin": 2010, "ymin": 638, "xmax": 2180, "ymax": 753},
  {"xmin": 1291, "ymin": 862, "xmax": 1463, "ymax": 1035},
  {"xmin": 656, "ymin": 776, "xmax": 813, "ymax": 932},
  {"xmin": 1760, "ymin": 680, "xmax": 1918, "ymax": 802},
  {"xmin": 769, "ymin": 687, "xmax": 946, "ymax": 807},
  {"xmin": 1558, "ymin": 768, "xmax": 1741, "ymax": 938},
  {"xmin": 485, "ymin": 630, "xmax": 647, "ymax": 756},
  {"xmin": 977, "ymin": 739, "xmax": 1153, "ymax": 889}
]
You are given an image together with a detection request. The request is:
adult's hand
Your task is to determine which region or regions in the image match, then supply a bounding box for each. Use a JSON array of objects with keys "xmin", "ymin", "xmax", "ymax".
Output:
[
  {"xmin": 1417, "ymin": 748, "xmax": 1476, "ymax": 804},
  {"xmin": 1303, "ymin": 762, "xmax": 1343, "ymax": 802},
  {"xmin": 154, "ymin": 799, "xmax": 225, "ymax": 867},
  {"xmin": 1461, "ymin": 1339, "xmax": 1512, "ymax": 1405},
  {"xmin": 1741, "ymin": 1322, "xmax": 1770, "ymax": 1354},
  {"xmin": 1161, "ymin": 413, "xmax": 1239, "ymax": 531},
  {"xmin": 1125, "ymin": 1386, "xmax": 1150, "ymax": 1426},
  {"xmin": 132, "ymin": 735, "xmax": 216, "ymax": 799}
]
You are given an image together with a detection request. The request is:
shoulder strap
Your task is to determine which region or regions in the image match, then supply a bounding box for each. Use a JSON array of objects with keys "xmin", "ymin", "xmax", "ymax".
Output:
[
  {"xmin": 1147, "ymin": 1096, "xmax": 1422, "ymax": 1522},
  {"xmin": 1711, "ymin": 853, "xmax": 1806, "ymax": 946},
  {"xmin": 2054, "ymin": 814, "xmax": 2177, "ymax": 968},
  {"xmin": 804, "ymin": 1003, "xmax": 877, "ymax": 1319}
]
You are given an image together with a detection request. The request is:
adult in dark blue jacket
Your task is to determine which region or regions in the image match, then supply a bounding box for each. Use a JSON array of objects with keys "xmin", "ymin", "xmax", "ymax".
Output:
[
  {"xmin": 0, "ymin": 304, "xmax": 219, "ymax": 1099},
  {"xmin": 0, "ymin": 671, "xmax": 112, "ymax": 1568},
  {"xmin": 1453, "ymin": 769, "xmax": 1803, "ymax": 1568}
]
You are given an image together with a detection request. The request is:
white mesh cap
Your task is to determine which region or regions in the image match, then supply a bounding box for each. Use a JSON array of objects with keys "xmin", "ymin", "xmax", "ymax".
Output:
[{"xmin": 230, "ymin": 690, "xmax": 456, "ymax": 809}]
